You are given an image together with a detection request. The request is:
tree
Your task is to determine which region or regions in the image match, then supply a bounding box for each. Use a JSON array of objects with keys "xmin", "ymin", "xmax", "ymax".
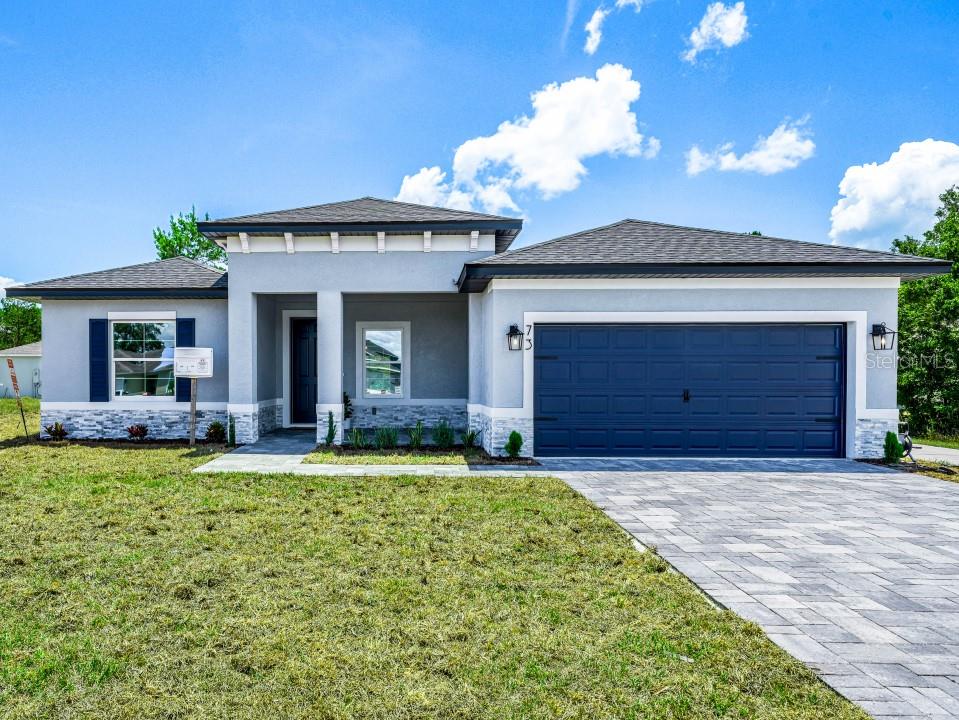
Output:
[
  {"xmin": 892, "ymin": 186, "xmax": 959, "ymax": 436},
  {"xmin": 0, "ymin": 298, "xmax": 41, "ymax": 349},
  {"xmin": 153, "ymin": 207, "xmax": 226, "ymax": 269}
]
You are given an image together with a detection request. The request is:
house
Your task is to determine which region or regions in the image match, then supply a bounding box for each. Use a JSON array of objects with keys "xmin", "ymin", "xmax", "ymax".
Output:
[
  {"xmin": 8, "ymin": 197, "xmax": 950, "ymax": 457},
  {"xmin": 0, "ymin": 341, "xmax": 42, "ymax": 398}
]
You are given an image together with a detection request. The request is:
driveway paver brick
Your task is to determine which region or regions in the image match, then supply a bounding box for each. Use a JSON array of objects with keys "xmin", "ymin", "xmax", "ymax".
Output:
[{"xmin": 557, "ymin": 458, "xmax": 959, "ymax": 719}]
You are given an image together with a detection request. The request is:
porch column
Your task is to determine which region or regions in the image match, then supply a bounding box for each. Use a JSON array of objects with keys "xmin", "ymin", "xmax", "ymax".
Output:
[
  {"xmin": 316, "ymin": 291, "xmax": 344, "ymax": 444},
  {"xmin": 227, "ymin": 291, "xmax": 260, "ymax": 443}
]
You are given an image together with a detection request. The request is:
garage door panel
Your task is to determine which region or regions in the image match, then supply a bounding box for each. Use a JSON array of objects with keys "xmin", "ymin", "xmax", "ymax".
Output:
[
  {"xmin": 612, "ymin": 360, "xmax": 647, "ymax": 383},
  {"xmin": 537, "ymin": 360, "xmax": 572, "ymax": 383},
  {"xmin": 536, "ymin": 326, "xmax": 573, "ymax": 351},
  {"xmin": 534, "ymin": 323, "xmax": 844, "ymax": 457}
]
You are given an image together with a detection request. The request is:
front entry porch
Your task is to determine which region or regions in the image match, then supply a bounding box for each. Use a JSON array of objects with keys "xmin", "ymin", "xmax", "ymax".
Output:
[{"xmin": 229, "ymin": 291, "xmax": 469, "ymax": 444}]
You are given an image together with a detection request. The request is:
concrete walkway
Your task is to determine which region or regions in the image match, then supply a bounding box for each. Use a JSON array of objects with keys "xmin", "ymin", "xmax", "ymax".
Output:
[
  {"xmin": 195, "ymin": 429, "xmax": 318, "ymax": 473},
  {"xmin": 566, "ymin": 463, "xmax": 959, "ymax": 719}
]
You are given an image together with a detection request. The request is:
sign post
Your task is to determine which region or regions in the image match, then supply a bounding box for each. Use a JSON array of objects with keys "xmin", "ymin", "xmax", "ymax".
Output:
[
  {"xmin": 173, "ymin": 348, "xmax": 214, "ymax": 447},
  {"xmin": 5, "ymin": 358, "xmax": 29, "ymax": 439}
]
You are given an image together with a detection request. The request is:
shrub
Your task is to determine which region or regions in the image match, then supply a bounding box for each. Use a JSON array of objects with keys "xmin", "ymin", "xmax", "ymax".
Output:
[
  {"xmin": 504, "ymin": 430, "xmax": 523, "ymax": 458},
  {"xmin": 432, "ymin": 420, "xmax": 455, "ymax": 449},
  {"xmin": 127, "ymin": 424, "xmax": 149, "ymax": 441},
  {"xmin": 463, "ymin": 429, "xmax": 478, "ymax": 449},
  {"xmin": 205, "ymin": 420, "xmax": 226, "ymax": 444},
  {"xmin": 227, "ymin": 414, "xmax": 236, "ymax": 446},
  {"xmin": 883, "ymin": 431, "xmax": 904, "ymax": 464},
  {"xmin": 342, "ymin": 392, "xmax": 353, "ymax": 420},
  {"xmin": 375, "ymin": 426, "xmax": 398, "ymax": 450},
  {"xmin": 407, "ymin": 421, "xmax": 425, "ymax": 449},
  {"xmin": 44, "ymin": 422, "xmax": 68, "ymax": 441},
  {"xmin": 324, "ymin": 411, "xmax": 338, "ymax": 446},
  {"xmin": 348, "ymin": 427, "xmax": 367, "ymax": 449}
]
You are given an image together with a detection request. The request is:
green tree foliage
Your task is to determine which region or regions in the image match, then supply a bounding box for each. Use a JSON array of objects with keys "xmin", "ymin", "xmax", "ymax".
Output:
[
  {"xmin": 153, "ymin": 207, "xmax": 226, "ymax": 269},
  {"xmin": 0, "ymin": 298, "xmax": 41, "ymax": 349},
  {"xmin": 892, "ymin": 186, "xmax": 959, "ymax": 435}
]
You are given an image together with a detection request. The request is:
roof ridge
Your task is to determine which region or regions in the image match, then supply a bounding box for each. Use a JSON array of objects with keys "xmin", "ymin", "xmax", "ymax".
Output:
[
  {"xmin": 211, "ymin": 196, "xmax": 522, "ymax": 223},
  {"xmin": 617, "ymin": 218, "xmax": 932, "ymax": 261},
  {"xmin": 18, "ymin": 257, "xmax": 225, "ymax": 289}
]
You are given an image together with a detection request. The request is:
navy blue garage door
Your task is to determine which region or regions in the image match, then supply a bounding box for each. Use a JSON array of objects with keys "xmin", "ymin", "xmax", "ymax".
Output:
[{"xmin": 534, "ymin": 324, "xmax": 845, "ymax": 457}]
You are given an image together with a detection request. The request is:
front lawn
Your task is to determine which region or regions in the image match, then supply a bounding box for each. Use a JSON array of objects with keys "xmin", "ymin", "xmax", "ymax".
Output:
[
  {"xmin": 0, "ymin": 400, "xmax": 864, "ymax": 719},
  {"xmin": 915, "ymin": 435, "xmax": 959, "ymax": 450}
]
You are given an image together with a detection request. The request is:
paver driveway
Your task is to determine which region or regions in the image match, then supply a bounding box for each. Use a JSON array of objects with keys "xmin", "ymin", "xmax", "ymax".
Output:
[{"xmin": 556, "ymin": 459, "xmax": 959, "ymax": 719}]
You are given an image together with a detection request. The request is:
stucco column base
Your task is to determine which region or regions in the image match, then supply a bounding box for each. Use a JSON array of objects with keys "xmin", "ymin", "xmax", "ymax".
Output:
[{"xmin": 317, "ymin": 404, "xmax": 344, "ymax": 445}]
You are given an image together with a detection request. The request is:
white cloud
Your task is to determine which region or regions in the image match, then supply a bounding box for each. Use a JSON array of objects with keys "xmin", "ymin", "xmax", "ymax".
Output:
[
  {"xmin": 683, "ymin": 1, "xmax": 748, "ymax": 63},
  {"xmin": 0, "ymin": 276, "xmax": 20, "ymax": 299},
  {"xmin": 396, "ymin": 63, "xmax": 657, "ymax": 214},
  {"xmin": 582, "ymin": 0, "xmax": 644, "ymax": 55},
  {"xmin": 685, "ymin": 118, "xmax": 814, "ymax": 176},
  {"xmin": 584, "ymin": 7, "xmax": 610, "ymax": 55},
  {"xmin": 829, "ymin": 139, "xmax": 959, "ymax": 249},
  {"xmin": 561, "ymin": 0, "xmax": 581, "ymax": 49}
]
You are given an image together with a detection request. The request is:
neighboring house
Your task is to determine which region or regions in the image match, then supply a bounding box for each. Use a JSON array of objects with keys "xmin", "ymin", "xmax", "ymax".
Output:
[
  {"xmin": 0, "ymin": 341, "xmax": 42, "ymax": 399},
  {"xmin": 8, "ymin": 197, "xmax": 950, "ymax": 457}
]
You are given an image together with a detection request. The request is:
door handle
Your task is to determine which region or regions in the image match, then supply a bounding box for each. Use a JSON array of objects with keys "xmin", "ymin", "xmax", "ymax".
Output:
[{"xmin": 682, "ymin": 389, "xmax": 690, "ymax": 403}]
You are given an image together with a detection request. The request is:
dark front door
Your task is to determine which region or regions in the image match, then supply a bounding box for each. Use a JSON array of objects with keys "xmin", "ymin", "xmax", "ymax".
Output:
[
  {"xmin": 290, "ymin": 318, "xmax": 318, "ymax": 424},
  {"xmin": 534, "ymin": 323, "xmax": 845, "ymax": 457}
]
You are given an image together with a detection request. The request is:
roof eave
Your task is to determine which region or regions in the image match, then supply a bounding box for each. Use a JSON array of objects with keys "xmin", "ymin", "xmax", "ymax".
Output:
[
  {"xmin": 457, "ymin": 261, "xmax": 952, "ymax": 292},
  {"xmin": 5, "ymin": 287, "xmax": 228, "ymax": 301},
  {"xmin": 197, "ymin": 219, "xmax": 523, "ymax": 237}
]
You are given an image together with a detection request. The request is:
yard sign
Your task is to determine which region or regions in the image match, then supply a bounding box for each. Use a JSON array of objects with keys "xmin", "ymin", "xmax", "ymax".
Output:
[
  {"xmin": 174, "ymin": 347, "xmax": 214, "ymax": 446},
  {"xmin": 6, "ymin": 358, "xmax": 29, "ymax": 439}
]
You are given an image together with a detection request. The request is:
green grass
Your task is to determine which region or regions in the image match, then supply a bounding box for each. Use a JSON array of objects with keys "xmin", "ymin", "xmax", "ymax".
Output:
[
  {"xmin": 915, "ymin": 435, "xmax": 959, "ymax": 450},
  {"xmin": 0, "ymin": 399, "xmax": 864, "ymax": 719}
]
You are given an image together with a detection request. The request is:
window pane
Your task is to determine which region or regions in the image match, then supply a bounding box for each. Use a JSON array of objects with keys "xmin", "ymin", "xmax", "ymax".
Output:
[
  {"xmin": 364, "ymin": 329, "xmax": 403, "ymax": 396},
  {"xmin": 113, "ymin": 321, "xmax": 175, "ymax": 360},
  {"xmin": 365, "ymin": 362, "xmax": 402, "ymax": 396},
  {"xmin": 114, "ymin": 359, "xmax": 176, "ymax": 397}
]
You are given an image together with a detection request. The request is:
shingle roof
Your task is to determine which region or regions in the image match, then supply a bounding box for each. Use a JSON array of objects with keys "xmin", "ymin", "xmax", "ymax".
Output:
[
  {"xmin": 5, "ymin": 257, "xmax": 228, "ymax": 299},
  {"xmin": 210, "ymin": 196, "xmax": 520, "ymax": 224},
  {"xmin": 0, "ymin": 341, "xmax": 41, "ymax": 356},
  {"xmin": 198, "ymin": 197, "xmax": 524, "ymax": 253},
  {"xmin": 459, "ymin": 219, "xmax": 951, "ymax": 290}
]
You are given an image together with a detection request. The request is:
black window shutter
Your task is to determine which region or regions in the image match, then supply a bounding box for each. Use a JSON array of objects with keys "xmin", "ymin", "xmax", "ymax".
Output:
[
  {"xmin": 89, "ymin": 319, "xmax": 110, "ymax": 402},
  {"xmin": 175, "ymin": 318, "xmax": 196, "ymax": 402}
]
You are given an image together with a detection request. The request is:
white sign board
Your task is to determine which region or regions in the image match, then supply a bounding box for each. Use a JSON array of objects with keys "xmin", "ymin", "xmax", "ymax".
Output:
[{"xmin": 174, "ymin": 347, "xmax": 214, "ymax": 378}]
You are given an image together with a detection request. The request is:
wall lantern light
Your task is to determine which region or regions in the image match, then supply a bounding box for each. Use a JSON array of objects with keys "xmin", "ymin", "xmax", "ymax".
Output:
[
  {"xmin": 871, "ymin": 322, "xmax": 897, "ymax": 351},
  {"xmin": 507, "ymin": 324, "xmax": 524, "ymax": 351}
]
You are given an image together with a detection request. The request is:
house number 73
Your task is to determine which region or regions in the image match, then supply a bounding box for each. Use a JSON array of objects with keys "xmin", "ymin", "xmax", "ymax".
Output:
[{"xmin": 525, "ymin": 324, "xmax": 533, "ymax": 350}]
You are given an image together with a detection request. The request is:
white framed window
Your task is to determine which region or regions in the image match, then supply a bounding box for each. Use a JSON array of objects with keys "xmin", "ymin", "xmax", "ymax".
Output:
[
  {"xmin": 356, "ymin": 321, "xmax": 410, "ymax": 400},
  {"xmin": 111, "ymin": 320, "xmax": 177, "ymax": 400}
]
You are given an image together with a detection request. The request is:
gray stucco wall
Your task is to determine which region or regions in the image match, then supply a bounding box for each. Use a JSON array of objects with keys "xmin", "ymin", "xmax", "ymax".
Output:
[
  {"xmin": 471, "ymin": 283, "xmax": 899, "ymax": 411},
  {"xmin": 343, "ymin": 293, "xmax": 468, "ymax": 399},
  {"xmin": 0, "ymin": 354, "xmax": 41, "ymax": 398},
  {"xmin": 40, "ymin": 298, "xmax": 229, "ymax": 403}
]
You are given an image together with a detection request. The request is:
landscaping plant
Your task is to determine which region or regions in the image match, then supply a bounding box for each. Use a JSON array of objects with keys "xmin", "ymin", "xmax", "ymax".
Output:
[
  {"xmin": 324, "ymin": 411, "xmax": 337, "ymax": 446},
  {"xmin": 374, "ymin": 426, "xmax": 398, "ymax": 450},
  {"xmin": 43, "ymin": 421, "xmax": 68, "ymax": 440},
  {"xmin": 205, "ymin": 420, "xmax": 226, "ymax": 444},
  {"xmin": 342, "ymin": 392, "xmax": 353, "ymax": 421},
  {"xmin": 126, "ymin": 424, "xmax": 149, "ymax": 441},
  {"xmin": 227, "ymin": 414, "xmax": 236, "ymax": 446},
  {"xmin": 432, "ymin": 420, "xmax": 455, "ymax": 449},
  {"xmin": 348, "ymin": 426, "xmax": 366, "ymax": 449},
  {"xmin": 463, "ymin": 428, "xmax": 478, "ymax": 449},
  {"xmin": 407, "ymin": 420, "xmax": 424, "ymax": 449},
  {"xmin": 883, "ymin": 430, "xmax": 904, "ymax": 464},
  {"xmin": 505, "ymin": 430, "xmax": 523, "ymax": 458}
]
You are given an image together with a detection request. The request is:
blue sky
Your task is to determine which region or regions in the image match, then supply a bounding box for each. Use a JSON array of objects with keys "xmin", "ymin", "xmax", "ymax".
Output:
[{"xmin": 2, "ymin": 1, "xmax": 958, "ymax": 288}]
